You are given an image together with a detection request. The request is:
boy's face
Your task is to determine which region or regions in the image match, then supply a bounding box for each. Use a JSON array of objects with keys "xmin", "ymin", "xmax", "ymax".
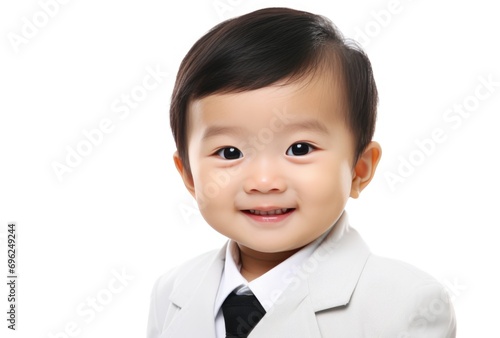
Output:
[{"xmin": 175, "ymin": 73, "xmax": 378, "ymax": 254}]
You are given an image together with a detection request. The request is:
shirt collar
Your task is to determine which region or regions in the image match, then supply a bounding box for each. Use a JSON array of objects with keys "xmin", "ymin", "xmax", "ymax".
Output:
[{"xmin": 214, "ymin": 228, "xmax": 330, "ymax": 317}]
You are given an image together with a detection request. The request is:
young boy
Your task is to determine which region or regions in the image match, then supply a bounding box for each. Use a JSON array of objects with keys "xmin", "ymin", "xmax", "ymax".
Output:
[{"xmin": 147, "ymin": 7, "xmax": 456, "ymax": 338}]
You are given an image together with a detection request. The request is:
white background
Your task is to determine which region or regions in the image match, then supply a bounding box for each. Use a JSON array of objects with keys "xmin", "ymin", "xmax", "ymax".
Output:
[{"xmin": 1, "ymin": 0, "xmax": 499, "ymax": 337}]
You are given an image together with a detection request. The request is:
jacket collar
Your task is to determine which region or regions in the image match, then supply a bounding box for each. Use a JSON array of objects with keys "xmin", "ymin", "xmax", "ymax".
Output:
[
  {"xmin": 249, "ymin": 211, "xmax": 371, "ymax": 337},
  {"xmin": 308, "ymin": 211, "xmax": 371, "ymax": 311},
  {"xmin": 162, "ymin": 245, "xmax": 226, "ymax": 337}
]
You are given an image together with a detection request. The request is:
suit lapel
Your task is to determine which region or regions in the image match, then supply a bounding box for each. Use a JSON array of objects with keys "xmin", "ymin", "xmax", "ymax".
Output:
[
  {"xmin": 249, "ymin": 272, "xmax": 322, "ymax": 337},
  {"xmin": 250, "ymin": 212, "xmax": 371, "ymax": 337},
  {"xmin": 160, "ymin": 244, "xmax": 227, "ymax": 338},
  {"xmin": 307, "ymin": 212, "xmax": 371, "ymax": 312}
]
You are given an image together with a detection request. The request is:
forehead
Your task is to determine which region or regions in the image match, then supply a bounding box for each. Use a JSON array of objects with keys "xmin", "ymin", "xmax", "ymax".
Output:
[{"xmin": 186, "ymin": 72, "xmax": 347, "ymax": 136}]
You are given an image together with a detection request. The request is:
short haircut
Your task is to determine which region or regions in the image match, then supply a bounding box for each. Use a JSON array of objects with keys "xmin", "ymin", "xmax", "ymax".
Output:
[{"xmin": 170, "ymin": 7, "xmax": 378, "ymax": 175}]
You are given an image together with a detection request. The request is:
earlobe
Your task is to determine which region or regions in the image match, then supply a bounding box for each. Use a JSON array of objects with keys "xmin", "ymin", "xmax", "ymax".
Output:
[
  {"xmin": 350, "ymin": 141, "xmax": 382, "ymax": 199},
  {"xmin": 173, "ymin": 151, "xmax": 196, "ymax": 198}
]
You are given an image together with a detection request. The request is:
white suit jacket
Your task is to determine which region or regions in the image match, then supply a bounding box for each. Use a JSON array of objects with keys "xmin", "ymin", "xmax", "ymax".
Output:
[{"xmin": 147, "ymin": 213, "xmax": 456, "ymax": 337}]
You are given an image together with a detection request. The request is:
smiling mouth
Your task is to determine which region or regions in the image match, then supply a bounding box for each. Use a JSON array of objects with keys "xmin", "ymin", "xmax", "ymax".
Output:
[{"xmin": 243, "ymin": 208, "xmax": 295, "ymax": 216}]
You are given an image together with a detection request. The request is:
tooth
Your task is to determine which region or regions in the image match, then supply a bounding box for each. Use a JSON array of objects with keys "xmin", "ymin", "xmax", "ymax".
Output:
[{"xmin": 248, "ymin": 209, "xmax": 293, "ymax": 216}]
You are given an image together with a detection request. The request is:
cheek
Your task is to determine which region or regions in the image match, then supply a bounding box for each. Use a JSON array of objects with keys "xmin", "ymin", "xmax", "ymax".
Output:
[
  {"xmin": 190, "ymin": 161, "xmax": 215, "ymax": 212},
  {"xmin": 195, "ymin": 175, "xmax": 237, "ymax": 237},
  {"xmin": 303, "ymin": 158, "xmax": 352, "ymax": 206},
  {"xmin": 338, "ymin": 162, "xmax": 354, "ymax": 198},
  {"xmin": 193, "ymin": 165, "xmax": 237, "ymax": 214}
]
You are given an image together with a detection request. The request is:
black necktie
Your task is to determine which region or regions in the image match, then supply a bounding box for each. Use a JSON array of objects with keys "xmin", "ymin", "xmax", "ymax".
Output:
[{"xmin": 221, "ymin": 291, "xmax": 266, "ymax": 338}]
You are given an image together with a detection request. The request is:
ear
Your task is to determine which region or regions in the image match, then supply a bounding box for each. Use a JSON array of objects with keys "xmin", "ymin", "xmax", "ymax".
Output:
[
  {"xmin": 173, "ymin": 151, "xmax": 196, "ymax": 198},
  {"xmin": 350, "ymin": 141, "xmax": 382, "ymax": 199}
]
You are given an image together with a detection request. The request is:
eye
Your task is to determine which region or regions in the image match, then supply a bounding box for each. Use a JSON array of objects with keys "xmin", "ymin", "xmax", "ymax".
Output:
[
  {"xmin": 286, "ymin": 142, "xmax": 314, "ymax": 156},
  {"xmin": 216, "ymin": 147, "xmax": 243, "ymax": 160}
]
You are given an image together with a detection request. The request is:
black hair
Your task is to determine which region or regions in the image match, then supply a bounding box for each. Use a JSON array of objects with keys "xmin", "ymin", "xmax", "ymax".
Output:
[{"xmin": 170, "ymin": 7, "xmax": 377, "ymax": 175}]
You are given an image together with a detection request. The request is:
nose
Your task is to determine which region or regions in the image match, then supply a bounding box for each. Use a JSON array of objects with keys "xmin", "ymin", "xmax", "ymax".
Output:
[{"xmin": 243, "ymin": 157, "xmax": 287, "ymax": 194}]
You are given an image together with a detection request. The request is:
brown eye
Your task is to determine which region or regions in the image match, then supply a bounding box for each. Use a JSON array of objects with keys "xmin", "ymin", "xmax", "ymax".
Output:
[
  {"xmin": 286, "ymin": 143, "xmax": 313, "ymax": 156},
  {"xmin": 217, "ymin": 147, "xmax": 242, "ymax": 160}
]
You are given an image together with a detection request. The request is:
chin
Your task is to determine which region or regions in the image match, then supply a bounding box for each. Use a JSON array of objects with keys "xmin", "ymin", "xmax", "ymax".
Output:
[{"xmin": 241, "ymin": 240, "xmax": 302, "ymax": 254}]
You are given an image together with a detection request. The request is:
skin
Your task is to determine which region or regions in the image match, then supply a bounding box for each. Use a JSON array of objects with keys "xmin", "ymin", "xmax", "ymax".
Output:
[{"xmin": 173, "ymin": 72, "xmax": 381, "ymax": 281}]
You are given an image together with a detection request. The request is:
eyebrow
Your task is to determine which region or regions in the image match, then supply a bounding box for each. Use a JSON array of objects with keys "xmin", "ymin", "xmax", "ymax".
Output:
[
  {"xmin": 201, "ymin": 125, "xmax": 246, "ymax": 141},
  {"xmin": 285, "ymin": 119, "xmax": 329, "ymax": 135},
  {"xmin": 200, "ymin": 119, "xmax": 329, "ymax": 141}
]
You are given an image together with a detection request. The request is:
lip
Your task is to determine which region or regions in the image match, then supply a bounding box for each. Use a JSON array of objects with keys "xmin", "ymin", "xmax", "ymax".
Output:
[
  {"xmin": 241, "ymin": 208, "xmax": 295, "ymax": 224},
  {"xmin": 246, "ymin": 206, "xmax": 290, "ymax": 212}
]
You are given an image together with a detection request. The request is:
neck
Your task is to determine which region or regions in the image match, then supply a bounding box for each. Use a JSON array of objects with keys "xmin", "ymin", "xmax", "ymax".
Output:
[{"xmin": 237, "ymin": 244, "xmax": 302, "ymax": 282}]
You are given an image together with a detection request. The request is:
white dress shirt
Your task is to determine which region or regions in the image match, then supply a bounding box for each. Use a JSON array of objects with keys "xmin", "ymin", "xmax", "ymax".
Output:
[{"xmin": 213, "ymin": 230, "xmax": 329, "ymax": 338}]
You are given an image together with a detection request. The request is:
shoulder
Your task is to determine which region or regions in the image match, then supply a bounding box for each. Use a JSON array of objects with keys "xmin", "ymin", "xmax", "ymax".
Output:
[
  {"xmin": 147, "ymin": 248, "xmax": 223, "ymax": 338},
  {"xmin": 355, "ymin": 255, "xmax": 457, "ymax": 337},
  {"xmin": 361, "ymin": 254, "xmax": 443, "ymax": 287},
  {"xmin": 152, "ymin": 247, "xmax": 222, "ymax": 298}
]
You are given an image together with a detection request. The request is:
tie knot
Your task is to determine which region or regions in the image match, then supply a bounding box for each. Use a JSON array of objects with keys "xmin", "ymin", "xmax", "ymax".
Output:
[{"xmin": 221, "ymin": 291, "xmax": 266, "ymax": 338}]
